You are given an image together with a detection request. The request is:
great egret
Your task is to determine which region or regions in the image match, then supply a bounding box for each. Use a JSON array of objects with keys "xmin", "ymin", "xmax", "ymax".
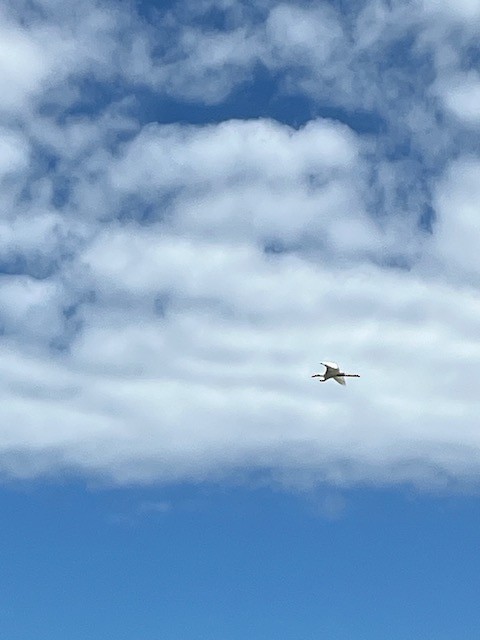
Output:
[{"xmin": 311, "ymin": 362, "xmax": 360, "ymax": 385}]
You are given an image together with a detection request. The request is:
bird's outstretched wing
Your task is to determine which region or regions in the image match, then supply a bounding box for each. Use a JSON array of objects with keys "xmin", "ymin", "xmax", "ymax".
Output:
[
  {"xmin": 321, "ymin": 361, "xmax": 340, "ymax": 375},
  {"xmin": 333, "ymin": 376, "xmax": 346, "ymax": 386}
]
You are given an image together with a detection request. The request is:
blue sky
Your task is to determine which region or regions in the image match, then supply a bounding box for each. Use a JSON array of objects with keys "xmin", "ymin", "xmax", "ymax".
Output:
[
  {"xmin": 2, "ymin": 482, "xmax": 480, "ymax": 639},
  {"xmin": 1, "ymin": 0, "xmax": 480, "ymax": 637}
]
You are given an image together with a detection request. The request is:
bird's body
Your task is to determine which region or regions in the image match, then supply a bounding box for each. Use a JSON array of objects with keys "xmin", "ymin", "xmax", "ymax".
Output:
[{"xmin": 311, "ymin": 362, "xmax": 360, "ymax": 385}]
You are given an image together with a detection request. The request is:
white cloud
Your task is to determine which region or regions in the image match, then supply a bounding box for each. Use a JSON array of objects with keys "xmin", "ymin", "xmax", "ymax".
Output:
[
  {"xmin": 0, "ymin": 0, "xmax": 479, "ymax": 491},
  {"xmin": 156, "ymin": 26, "xmax": 263, "ymax": 103},
  {"xmin": 0, "ymin": 0, "xmax": 150, "ymax": 115},
  {"xmin": 0, "ymin": 111, "xmax": 478, "ymax": 489},
  {"xmin": 431, "ymin": 156, "xmax": 480, "ymax": 275},
  {"xmin": 0, "ymin": 6, "xmax": 54, "ymax": 112},
  {"xmin": 0, "ymin": 129, "xmax": 30, "ymax": 177},
  {"xmin": 0, "ymin": 275, "xmax": 64, "ymax": 345},
  {"xmin": 436, "ymin": 72, "xmax": 480, "ymax": 126},
  {"xmin": 421, "ymin": 0, "xmax": 480, "ymax": 23},
  {"xmin": 265, "ymin": 3, "xmax": 344, "ymax": 67}
]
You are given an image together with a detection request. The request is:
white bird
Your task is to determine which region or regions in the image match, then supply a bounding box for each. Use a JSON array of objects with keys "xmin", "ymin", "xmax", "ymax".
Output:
[{"xmin": 311, "ymin": 362, "xmax": 360, "ymax": 386}]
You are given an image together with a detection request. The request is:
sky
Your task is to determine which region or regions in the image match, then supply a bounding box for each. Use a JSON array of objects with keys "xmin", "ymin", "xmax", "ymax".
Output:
[{"xmin": 1, "ymin": 0, "xmax": 480, "ymax": 637}]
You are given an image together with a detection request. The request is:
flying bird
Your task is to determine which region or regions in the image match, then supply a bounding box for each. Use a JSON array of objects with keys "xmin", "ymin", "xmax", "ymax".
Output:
[{"xmin": 311, "ymin": 362, "xmax": 360, "ymax": 386}]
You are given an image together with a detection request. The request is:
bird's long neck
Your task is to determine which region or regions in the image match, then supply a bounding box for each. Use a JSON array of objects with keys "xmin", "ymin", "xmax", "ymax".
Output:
[{"xmin": 342, "ymin": 373, "xmax": 360, "ymax": 377}]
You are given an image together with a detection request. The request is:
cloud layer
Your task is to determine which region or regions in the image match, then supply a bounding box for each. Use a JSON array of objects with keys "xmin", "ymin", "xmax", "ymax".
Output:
[{"xmin": 1, "ymin": 0, "xmax": 480, "ymax": 489}]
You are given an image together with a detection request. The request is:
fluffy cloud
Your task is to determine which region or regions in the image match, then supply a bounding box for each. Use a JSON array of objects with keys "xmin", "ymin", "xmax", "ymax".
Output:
[
  {"xmin": 1, "ymin": 0, "xmax": 479, "ymax": 490},
  {"xmin": 435, "ymin": 73, "xmax": 480, "ymax": 127},
  {"xmin": 0, "ymin": 129, "xmax": 30, "ymax": 177},
  {"xmin": 431, "ymin": 156, "xmax": 480, "ymax": 275},
  {"xmin": 422, "ymin": 0, "xmax": 480, "ymax": 22}
]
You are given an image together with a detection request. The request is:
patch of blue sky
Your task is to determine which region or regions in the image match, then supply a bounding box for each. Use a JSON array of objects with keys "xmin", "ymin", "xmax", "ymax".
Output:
[
  {"xmin": 0, "ymin": 251, "xmax": 62, "ymax": 280},
  {"xmin": 263, "ymin": 237, "xmax": 296, "ymax": 255},
  {"xmin": 380, "ymin": 32, "xmax": 434, "ymax": 79},
  {"xmin": 114, "ymin": 191, "xmax": 173, "ymax": 225},
  {"xmin": 49, "ymin": 290, "xmax": 97, "ymax": 352},
  {"xmin": 463, "ymin": 43, "xmax": 480, "ymax": 69},
  {"xmin": 39, "ymin": 77, "xmax": 125, "ymax": 121},
  {"xmin": 137, "ymin": 66, "xmax": 315, "ymax": 127},
  {"xmin": 57, "ymin": 64, "xmax": 383, "ymax": 136},
  {"xmin": 135, "ymin": 0, "xmax": 184, "ymax": 21},
  {"xmin": 418, "ymin": 203, "xmax": 436, "ymax": 233},
  {"xmin": 0, "ymin": 482, "xmax": 479, "ymax": 640},
  {"xmin": 153, "ymin": 291, "xmax": 171, "ymax": 316},
  {"xmin": 49, "ymin": 315, "xmax": 84, "ymax": 352},
  {"xmin": 137, "ymin": 0, "xmax": 269, "ymax": 26},
  {"xmin": 17, "ymin": 145, "xmax": 70, "ymax": 207},
  {"xmin": 147, "ymin": 78, "xmax": 384, "ymax": 140}
]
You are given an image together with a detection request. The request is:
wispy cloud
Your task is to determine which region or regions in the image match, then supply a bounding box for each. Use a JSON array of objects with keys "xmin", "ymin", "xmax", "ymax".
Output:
[{"xmin": 139, "ymin": 500, "xmax": 172, "ymax": 514}]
